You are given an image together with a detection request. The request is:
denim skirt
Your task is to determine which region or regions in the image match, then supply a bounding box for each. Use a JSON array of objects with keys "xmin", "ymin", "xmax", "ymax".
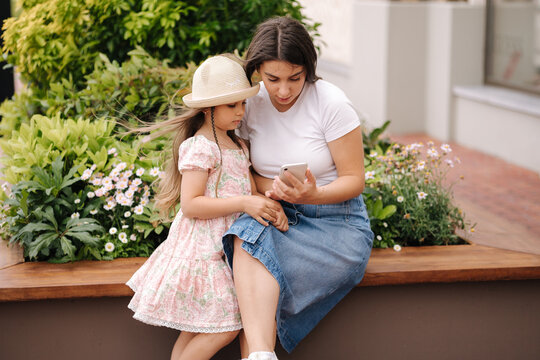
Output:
[{"xmin": 222, "ymin": 195, "xmax": 374, "ymax": 353}]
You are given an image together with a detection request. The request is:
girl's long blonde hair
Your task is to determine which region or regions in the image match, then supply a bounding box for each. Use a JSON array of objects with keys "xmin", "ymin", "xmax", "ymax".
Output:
[{"xmin": 137, "ymin": 107, "xmax": 243, "ymax": 220}]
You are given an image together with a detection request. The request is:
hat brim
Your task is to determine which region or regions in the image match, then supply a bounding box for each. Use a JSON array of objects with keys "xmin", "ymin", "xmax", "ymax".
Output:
[{"xmin": 182, "ymin": 83, "xmax": 260, "ymax": 108}]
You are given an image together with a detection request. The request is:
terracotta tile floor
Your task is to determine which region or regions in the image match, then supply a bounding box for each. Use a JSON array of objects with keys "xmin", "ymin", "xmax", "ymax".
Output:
[{"xmin": 390, "ymin": 133, "xmax": 540, "ymax": 255}]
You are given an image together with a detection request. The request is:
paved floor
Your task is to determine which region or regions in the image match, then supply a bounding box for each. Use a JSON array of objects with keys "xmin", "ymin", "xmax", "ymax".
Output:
[{"xmin": 391, "ymin": 133, "xmax": 540, "ymax": 255}]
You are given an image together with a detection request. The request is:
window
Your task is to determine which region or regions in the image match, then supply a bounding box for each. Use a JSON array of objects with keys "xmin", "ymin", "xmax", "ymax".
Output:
[{"xmin": 485, "ymin": 0, "xmax": 540, "ymax": 94}]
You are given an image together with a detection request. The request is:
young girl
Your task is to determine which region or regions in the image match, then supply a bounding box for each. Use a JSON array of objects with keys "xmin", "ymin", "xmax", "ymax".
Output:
[{"xmin": 126, "ymin": 55, "xmax": 288, "ymax": 360}]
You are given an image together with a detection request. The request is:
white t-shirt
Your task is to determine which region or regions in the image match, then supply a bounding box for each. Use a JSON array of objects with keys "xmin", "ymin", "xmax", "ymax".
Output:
[{"xmin": 238, "ymin": 80, "xmax": 360, "ymax": 186}]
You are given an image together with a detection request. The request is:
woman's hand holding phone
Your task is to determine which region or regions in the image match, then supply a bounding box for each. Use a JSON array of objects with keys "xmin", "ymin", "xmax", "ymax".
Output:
[{"xmin": 266, "ymin": 165, "xmax": 320, "ymax": 204}]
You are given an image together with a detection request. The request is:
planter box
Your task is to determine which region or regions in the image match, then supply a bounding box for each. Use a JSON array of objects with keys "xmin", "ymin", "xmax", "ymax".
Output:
[{"xmin": 0, "ymin": 240, "xmax": 23, "ymax": 270}]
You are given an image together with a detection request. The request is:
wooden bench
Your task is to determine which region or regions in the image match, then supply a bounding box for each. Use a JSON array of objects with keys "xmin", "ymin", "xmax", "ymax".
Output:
[{"xmin": 1, "ymin": 243, "xmax": 539, "ymax": 302}]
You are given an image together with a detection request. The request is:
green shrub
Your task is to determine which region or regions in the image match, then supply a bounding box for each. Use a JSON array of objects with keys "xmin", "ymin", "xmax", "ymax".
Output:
[
  {"xmin": 363, "ymin": 122, "xmax": 473, "ymax": 248},
  {"xmin": 0, "ymin": 113, "xmax": 170, "ymax": 262},
  {"xmin": 0, "ymin": 48, "xmax": 193, "ymax": 137},
  {"xmin": 1, "ymin": 157, "xmax": 104, "ymax": 262},
  {"xmin": 0, "ymin": 114, "xmax": 116, "ymax": 184},
  {"xmin": 2, "ymin": 0, "xmax": 318, "ymax": 92}
]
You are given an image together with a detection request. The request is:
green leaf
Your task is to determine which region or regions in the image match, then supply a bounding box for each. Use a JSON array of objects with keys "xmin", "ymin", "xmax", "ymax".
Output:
[
  {"xmin": 65, "ymin": 231, "xmax": 100, "ymax": 246},
  {"xmin": 28, "ymin": 232, "xmax": 58, "ymax": 260},
  {"xmin": 60, "ymin": 236, "xmax": 77, "ymax": 260},
  {"xmin": 376, "ymin": 205, "xmax": 397, "ymax": 220}
]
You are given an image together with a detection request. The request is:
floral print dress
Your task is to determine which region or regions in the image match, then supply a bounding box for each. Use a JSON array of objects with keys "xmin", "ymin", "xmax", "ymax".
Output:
[{"xmin": 127, "ymin": 135, "xmax": 251, "ymax": 333}]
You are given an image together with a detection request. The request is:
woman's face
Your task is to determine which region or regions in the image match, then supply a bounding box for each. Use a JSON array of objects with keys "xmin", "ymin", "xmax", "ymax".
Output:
[{"xmin": 259, "ymin": 60, "xmax": 306, "ymax": 112}]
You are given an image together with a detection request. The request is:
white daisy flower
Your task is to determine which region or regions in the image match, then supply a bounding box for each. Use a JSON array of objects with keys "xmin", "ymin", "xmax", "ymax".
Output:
[
  {"xmin": 118, "ymin": 232, "xmax": 128, "ymax": 244},
  {"xmin": 107, "ymin": 148, "xmax": 117, "ymax": 155},
  {"xmin": 130, "ymin": 234, "xmax": 137, "ymax": 241},
  {"xmin": 87, "ymin": 191, "xmax": 95, "ymax": 198},
  {"xmin": 91, "ymin": 164, "xmax": 97, "ymax": 171},
  {"xmin": 109, "ymin": 227, "xmax": 118, "ymax": 235},
  {"xmin": 102, "ymin": 177, "xmax": 113, "ymax": 187},
  {"xmin": 417, "ymin": 191, "xmax": 428, "ymax": 200},
  {"xmin": 132, "ymin": 178, "xmax": 142, "ymax": 186},
  {"xmin": 393, "ymin": 244, "xmax": 402, "ymax": 252},
  {"xmin": 416, "ymin": 161, "xmax": 426, "ymax": 171},
  {"xmin": 397, "ymin": 196, "xmax": 404, "ymax": 203},
  {"xmin": 122, "ymin": 225, "xmax": 129, "ymax": 229},
  {"xmin": 115, "ymin": 162, "xmax": 127, "ymax": 172},
  {"xmin": 134, "ymin": 205, "xmax": 144, "ymax": 215},
  {"xmin": 427, "ymin": 148, "xmax": 439, "ymax": 158},
  {"xmin": 74, "ymin": 199, "xmax": 81, "ymax": 204},
  {"xmin": 90, "ymin": 177, "xmax": 102, "ymax": 186},
  {"xmin": 81, "ymin": 169, "xmax": 93, "ymax": 180},
  {"xmin": 116, "ymin": 179, "xmax": 129, "ymax": 190},
  {"xmin": 383, "ymin": 222, "xmax": 388, "ymax": 228},
  {"xmin": 124, "ymin": 211, "xmax": 131, "ymax": 218},
  {"xmin": 369, "ymin": 151, "xmax": 378, "ymax": 158},
  {"xmin": 123, "ymin": 170, "xmax": 133, "ymax": 178},
  {"xmin": 90, "ymin": 209, "xmax": 98, "ymax": 215},
  {"xmin": 149, "ymin": 167, "xmax": 160, "ymax": 177},
  {"xmin": 140, "ymin": 197, "xmax": 149, "ymax": 206},
  {"xmin": 440, "ymin": 144, "xmax": 452, "ymax": 153},
  {"xmin": 105, "ymin": 242, "xmax": 115, "ymax": 252},
  {"xmin": 376, "ymin": 235, "xmax": 382, "ymax": 241},
  {"xmin": 365, "ymin": 171, "xmax": 375, "ymax": 180},
  {"xmin": 445, "ymin": 159, "xmax": 454, "ymax": 168},
  {"xmin": 71, "ymin": 212, "xmax": 80, "ymax": 219},
  {"xmin": 120, "ymin": 197, "xmax": 133, "ymax": 206},
  {"xmin": 136, "ymin": 168, "xmax": 145, "ymax": 177}
]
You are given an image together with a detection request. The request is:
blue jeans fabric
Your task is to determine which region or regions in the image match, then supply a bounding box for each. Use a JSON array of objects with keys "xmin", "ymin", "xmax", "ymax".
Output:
[{"xmin": 222, "ymin": 195, "xmax": 374, "ymax": 353}]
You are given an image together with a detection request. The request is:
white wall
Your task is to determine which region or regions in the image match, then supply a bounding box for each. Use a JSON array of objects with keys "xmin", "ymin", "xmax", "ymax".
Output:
[
  {"xmin": 454, "ymin": 96, "xmax": 540, "ymax": 172},
  {"xmin": 300, "ymin": 0, "xmax": 540, "ymax": 173}
]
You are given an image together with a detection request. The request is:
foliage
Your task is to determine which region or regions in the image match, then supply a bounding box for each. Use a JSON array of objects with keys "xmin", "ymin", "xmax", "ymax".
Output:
[
  {"xmin": 0, "ymin": 117, "xmax": 170, "ymax": 261},
  {"xmin": 79, "ymin": 152, "xmax": 168, "ymax": 259},
  {"xmin": 2, "ymin": 0, "xmax": 318, "ymax": 92},
  {"xmin": 0, "ymin": 157, "xmax": 104, "ymax": 262},
  {"xmin": 0, "ymin": 114, "xmax": 116, "ymax": 185},
  {"xmin": 362, "ymin": 123, "xmax": 473, "ymax": 248},
  {"xmin": 0, "ymin": 48, "xmax": 194, "ymax": 138}
]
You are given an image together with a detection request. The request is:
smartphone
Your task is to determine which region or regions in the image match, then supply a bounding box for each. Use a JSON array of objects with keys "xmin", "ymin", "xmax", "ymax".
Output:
[{"xmin": 279, "ymin": 162, "xmax": 308, "ymax": 186}]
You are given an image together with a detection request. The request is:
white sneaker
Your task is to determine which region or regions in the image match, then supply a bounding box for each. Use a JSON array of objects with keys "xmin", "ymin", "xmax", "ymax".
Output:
[{"xmin": 247, "ymin": 351, "xmax": 278, "ymax": 360}]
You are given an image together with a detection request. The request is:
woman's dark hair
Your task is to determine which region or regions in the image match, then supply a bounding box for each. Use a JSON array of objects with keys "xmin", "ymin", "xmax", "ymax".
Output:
[{"xmin": 245, "ymin": 16, "xmax": 319, "ymax": 83}]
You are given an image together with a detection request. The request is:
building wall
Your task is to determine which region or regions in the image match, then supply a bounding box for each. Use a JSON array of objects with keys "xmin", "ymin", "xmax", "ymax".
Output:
[
  {"xmin": 1, "ymin": 280, "xmax": 539, "ymax": 359},
  {"xmin": 300, "ymin": 0, "xmax": 540, "ymax": 174}
]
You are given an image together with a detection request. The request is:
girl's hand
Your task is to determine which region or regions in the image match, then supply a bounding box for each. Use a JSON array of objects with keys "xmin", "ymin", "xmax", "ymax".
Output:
[
  {"xmin": 272, "ymin": 204, "xmax": 289, "ymax": 232},
  {"xmin": 266, "ymin": 168, "xmax": 320, "ymax": 204},
  {"xmin": 242, "ymin": 195, "xmax": 282, "ymax": 227}
]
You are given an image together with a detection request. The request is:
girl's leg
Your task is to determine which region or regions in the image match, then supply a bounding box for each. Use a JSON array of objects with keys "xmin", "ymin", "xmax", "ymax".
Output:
[
  {"xmin": 239, "ymin": 330, "xmax": 249, "ymax": 359},
  {"xmin": 171, "ymin": 331, "xmax": 195, "ymax": 360},
  {"xmin": 177, "ymin": 331, "xmax": 239, "ymax": 360},
  {"xmin": 233, "ymin": 236, "xmax": 280, "ymax": 353}
]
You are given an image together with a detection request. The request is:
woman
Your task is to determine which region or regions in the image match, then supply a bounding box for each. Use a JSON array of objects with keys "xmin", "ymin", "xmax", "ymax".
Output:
[{"xmin": 222, "ymin": 16, "xmax": 374, "ymax": 360}]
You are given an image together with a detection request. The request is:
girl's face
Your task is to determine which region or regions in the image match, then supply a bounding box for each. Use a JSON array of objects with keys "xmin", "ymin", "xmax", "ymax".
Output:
[
  {"xmin": 211, "ymin": 100, "xmax": 246, "ymax": 132},
  {"xmin": 259, "ymin": 60, "xmax": 306, "ymax": 112}
]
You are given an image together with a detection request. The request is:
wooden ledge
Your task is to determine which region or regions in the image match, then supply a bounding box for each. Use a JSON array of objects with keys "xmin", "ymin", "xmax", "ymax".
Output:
[{"xmin": 1, "ymin": 244, "xmax": 539, "ymax": 302}]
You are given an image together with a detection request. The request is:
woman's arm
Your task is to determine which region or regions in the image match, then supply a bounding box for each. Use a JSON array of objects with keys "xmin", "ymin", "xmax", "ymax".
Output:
[
  {"xmin": 267, "ymin": 127, "xmax": 365, "ymax": 205},
  {"xmin": 180, "ymin": 170, "xmax": 281, "ymax": 225}
]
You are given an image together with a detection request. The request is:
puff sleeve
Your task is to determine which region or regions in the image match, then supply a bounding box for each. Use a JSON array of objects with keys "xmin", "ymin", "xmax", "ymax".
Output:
[{"xmin": 177, "ymin": 136, "xmax": 219, "ymax": 173}]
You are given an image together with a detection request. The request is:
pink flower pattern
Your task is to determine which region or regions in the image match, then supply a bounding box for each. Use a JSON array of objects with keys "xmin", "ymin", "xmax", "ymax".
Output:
[{"xmin": 127, "ymin": 135, "xmax": 251, "ymax": 332}]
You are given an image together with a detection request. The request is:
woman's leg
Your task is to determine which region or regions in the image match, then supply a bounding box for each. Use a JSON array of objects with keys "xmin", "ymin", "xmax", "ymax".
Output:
[
  {"xmin": 174, "ymin": 331, "xmax": 239, "ymax": 360},
  {"xmin": 233, "ymin": 236, "xmax": 280, "ymax": 353}
]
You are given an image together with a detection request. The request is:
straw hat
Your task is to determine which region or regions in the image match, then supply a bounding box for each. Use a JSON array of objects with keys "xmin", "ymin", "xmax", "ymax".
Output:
[{"xmin": 183, "ymin": 55, "xmax": 260, "ymax": 108}]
